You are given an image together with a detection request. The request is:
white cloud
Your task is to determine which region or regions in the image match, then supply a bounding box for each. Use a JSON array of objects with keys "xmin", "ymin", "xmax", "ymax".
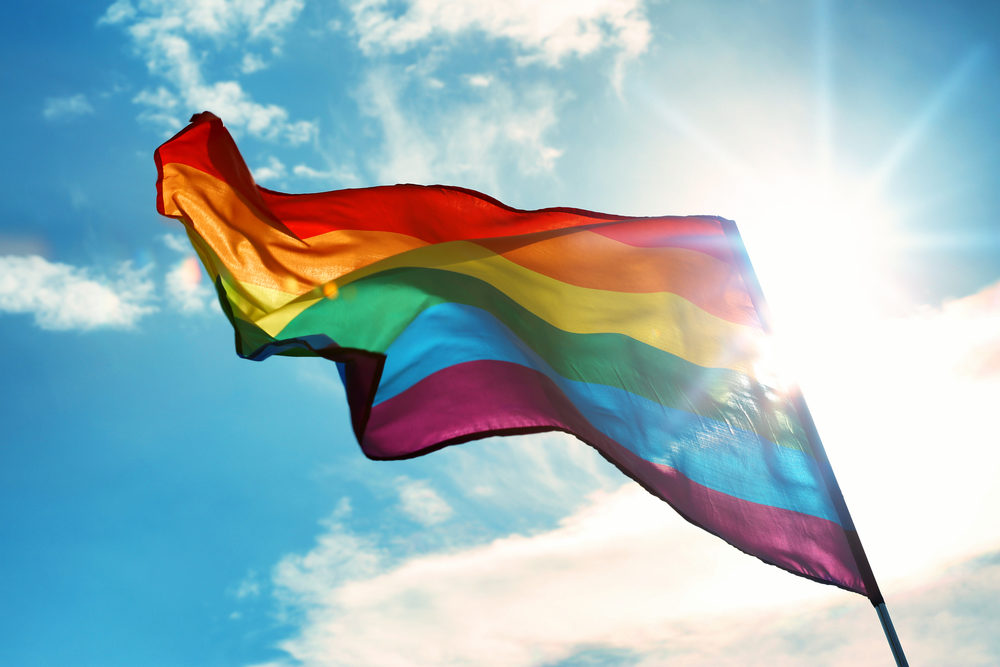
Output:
[
  {"xmin": 265, "ymin": 481, "xmax": 998, "ymax": 666},
  {"xmin": 466, "ymin": 73, "xmax": 492, "ymax": 88},
  {"xmin": 100, "ymin": 0, "xmax": 304, "ymax": 40},
  {"xmin": 164, "ymin": 256, "xmax": 213, "ymax": 313},
  {"xmin": 344, "ymin": 2, "xmax": 651, "ymax": 187},
  {"xmin": 0, "ymin": 255, "xmax": 156, "ymax": 331},
  {"xmin": 159, "ymin": 233, "xmax": 190, "ymax": 254},
  {"xmin": 101, "ymin": 0, "xmax": 315, "ymax": 142},
  {"xmin": 42, "ymin": 94, "xmax": 94, "ymax": 120},
  {"xmin": 160, "ymin": 233, "xmax": 213, "ymax": 314},
  {"xmin": 783, "ymin": 280, "xmax": 1000, "ymax": 587},
  {"xmin": 347, "ymin": 0, "xmax": 651, "ymax": 66},
  {"xmin": 245, "ymin": 0, "xmax": 305, "ymax": 40},
  {"xmin": 241, "ymin": 53, "xmax": 267, "ymax": 74},
  {"xmin": 620, "ymin": 553, "xmax": 1000, "ymax": 666},
  {"xmin": 133, "ymin": 85, "xmax": 177, "ymax": 111},
  {"xmin": 396, "ymin": 478, "xmax": 454, "ymax": 525},
  {"xmin": 359, "ymin": 68, "xmax": 562, "ymax": 190},
  {"xmin": 272, "ymin": 516, "xmax": 386, "ymax": 611},
  {"xmin": 98, "ymin": 0, "xmax": 135, "ymax": 25},
  {"xmin": 291, "ymin": 163, "xmax": 359, "ymax": 187},
  {"xmin": 234, "ymin": 570, "xmax": 262, "ymax": 600},
  {"xmin": 265, "ymin": 486, "xmax": 693, "ymax": 666},
  {"xmin": 252, "ymin": 155, "xmax": 287, "ymax": 183},
  {"xmin": 438, "ymin": 432, "xmax": 621, "ymax": 520}
]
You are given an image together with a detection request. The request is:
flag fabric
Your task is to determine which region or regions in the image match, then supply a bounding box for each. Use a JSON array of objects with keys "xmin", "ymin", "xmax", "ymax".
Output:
[{"xmin": 156, "ymin": 112, "xmax": 875, "ymax": 597}]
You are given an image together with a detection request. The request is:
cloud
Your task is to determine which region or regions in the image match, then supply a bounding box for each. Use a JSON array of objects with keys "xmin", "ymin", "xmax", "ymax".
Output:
[
  {"xmin": 291, "ymin": 163, "xmax": 360, "ymax": 188},
  {"xmin": 42, "ymin": 94, "xmax": 94, "ymax": 120},
  {"xmin": 160, "ymin": 233, "xmax": 214, "ymax": 314},
  {"xmin": 264, "ymin": 474, "xmax": 1000, "ymax": 666},
  {"xmin": 778, "ymin": 278, "xmax": 1000, "ymax": 588},
  {"xmin": 466, "ymin": 73, "xmax": 492, "ymax": 88},
  {"xmin": 241, "ymin": 53, "xmax": 267, "ymax": 74},
  {"xmin": 0, "ymin": 255, "xmax": 156, "ymax": 331},
  {"xmin": 98, "ymin": 0, "xmax": 135, "ymax": 25},
  {"xmin": 939, "ymin": 281, "xmax": 1000, "ymax": 379},
  {"xmin": 437, "ymin": 432, "xmax": 622, "ymax": 522},
  {"xmin": 234, "ymin": 570, "xmax": 262, "ymax": 600},
  {"xmin": 252, "ymin": 155, "xmax": 287, "ymax": 183},
  {"xmin": 164, "ymin": 256, "xmax": 213, "ymax": 313},
  {"xmin": 395, "ymin": 478, "xmax": 454, "ymax": 525},
  {"xmin": 264, "ymin": 485, "xmax": 699, "ymax": 667},
  {"xmin": 619, "ymin": 552, "xmax": 1000, "ymax": 666},
  {"xmin": 101, "ymin": 0, "xmax": 315, "ymax": 142},
  {"xmin": 158, "ymin": 232, "xmax": 190, "ymax": 254},
  {"xmin": 100, "ymin": 0, "xmax": 304, "ymax": 40},
  {"xmin": 344, "ymin": 2, "xmax": 652, "ymax": 188},
  {"xmin": 359, "ymin": 68, "xmax": 562, "ymax": 191},
  {"xmin": 346, "ymin": 0, "xmax": 651, "ymax": 66}
]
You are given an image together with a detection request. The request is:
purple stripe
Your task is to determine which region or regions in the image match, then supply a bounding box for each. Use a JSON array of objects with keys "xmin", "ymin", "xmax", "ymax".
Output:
[
  {"xmin": 605, "ymin": 443, "xmax": 865, "ymax": 593},
  {"xmin": 364, "ymin": 359, "xmax": 866, "ymax": 594}
]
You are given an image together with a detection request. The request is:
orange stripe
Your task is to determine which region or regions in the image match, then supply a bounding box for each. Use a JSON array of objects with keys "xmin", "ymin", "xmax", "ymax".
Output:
[
  {"xmin": 162, "ymin": 163, "xmax": 756, "ymax": 326},
  {"xmin": 478, "ymin": 232, "xmax": 757, "ymax": 326},
  {"xmin": 160, "ymin": 163, "xmax": 428, "ymax": 297}
]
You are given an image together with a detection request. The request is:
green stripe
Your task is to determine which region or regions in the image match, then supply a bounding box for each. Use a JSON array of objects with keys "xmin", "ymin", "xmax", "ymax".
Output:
[{"xmin": 273, "ymin": 267, "xmax": 811, "ymax": 454}]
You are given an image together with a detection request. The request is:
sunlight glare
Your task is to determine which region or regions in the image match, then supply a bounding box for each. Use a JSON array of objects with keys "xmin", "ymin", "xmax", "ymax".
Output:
[{"xmin": 720, "ymin": 165, "xmax": 901, "ymax": 391}]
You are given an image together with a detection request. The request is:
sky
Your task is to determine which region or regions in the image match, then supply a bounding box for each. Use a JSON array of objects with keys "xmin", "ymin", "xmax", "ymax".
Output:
[{"xmin": 2, "ymin": 0, "xmax": 1000, "ymax": 665}]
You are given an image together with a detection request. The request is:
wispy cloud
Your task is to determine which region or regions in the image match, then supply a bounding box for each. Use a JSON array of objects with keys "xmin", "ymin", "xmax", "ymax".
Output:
[
  {"xmin": 100, "ymin": 0, "xmax": 304, "ymax": 40},
  {"xmin": 359, "ymin": 68, "xmax": 562, "ymax": 192},
  {"xmin": 252, "ymin": 156, "xmax": 287, "ymax": 183},
  {"xmin": 241, "ymin": 53, "xmax": 268, "ymax": 74},
  {"xmin": 395, "ymin": 477, "xmax": 454, "ymax": 525},
  {"xmin": 291, "ymin": 163, "xmax": 360, "ymax": 188},
  {"xmin": 160, "ymin": 233, "xmax": 213, "ymax": 314},
  {"xmin": 439, "ymin": 432, "xmax": 621, "ymax": 521},
  {"xmin": 466, "ymin": 73, "xmax": 493, "ymax": 88},
  {"xmin": 342, "ymin": 3, "xmax": 652, "ymax": 191},
  {"xmin": 100, "ymin": 0, "xmax": 314, "ymax": 142},
  {"xmin": 786, "ymin": 279, "xmax": 1000, "ymax": 585},
  {"xmin": 164, "ymin": 256, "xmax": 212, "ymax": 313},
  {"xmin": 264, "ymin": 478, "xmax": 993, "ymax": 667},
  {"xmin": 346, "ymin": 0, "xmax": 651, "ymax": 66},
  {"xmin": 0, "ymin": 255, "xmax": 155, "ymax": 330},
  {"xmin": 42, "ymin": 94, "xmax": 94, "ymax": 120},
  {"xmin": 233, "ymin": 570, "xmax": 262, "ymax": 600},
  {"xmin": 266, "ymin": 483, "xmax": 1000, "ymax": 666}
]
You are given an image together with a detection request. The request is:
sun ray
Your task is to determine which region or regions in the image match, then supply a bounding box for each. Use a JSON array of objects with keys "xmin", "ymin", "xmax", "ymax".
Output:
[
  {"xmin": 633, "ymin": 82, "xmax": 749, "ymax": 178},
  {"xmin": 870, "ymin": 44, "xmax": 989, "ymax": 188},
  {"xmin": 813, "ymin": 0, "xmax": 834, "ymax": 181}
]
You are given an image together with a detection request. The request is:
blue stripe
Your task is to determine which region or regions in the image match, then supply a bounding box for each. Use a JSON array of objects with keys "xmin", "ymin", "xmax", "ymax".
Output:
[{"xmin": 376, "ymin": 302, "xmax": 839, "ymax": 523}]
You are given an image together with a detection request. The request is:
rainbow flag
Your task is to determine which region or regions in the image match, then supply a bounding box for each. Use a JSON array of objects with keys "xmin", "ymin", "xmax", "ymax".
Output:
[{"xmin": 156, "ymin": 112, "xmax": 876, "ymax": 597}]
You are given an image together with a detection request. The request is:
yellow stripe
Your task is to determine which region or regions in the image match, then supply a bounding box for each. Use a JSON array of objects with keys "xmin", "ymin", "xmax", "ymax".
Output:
[
  {"xmin": 324, "ymin": 241, "xmax": 763, "ymax": 373},
  {"xmin": 165, "ymin": 162, "xmax": 762, "ymax": 370},
  {"xmin": 477, "ymin": 231, "xmax": 757, "ymax": 326}
]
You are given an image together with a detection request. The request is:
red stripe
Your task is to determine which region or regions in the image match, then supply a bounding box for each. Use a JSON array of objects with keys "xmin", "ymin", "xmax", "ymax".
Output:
[
  {"xmin": 155, "ymin": 112, "xmax": 264, "ymax": 218},
  {"xmin": 589, "ymin": 217, "xmax": 737, "ymax": 262},
  {"xmin": 156, "ymin": 114, "xmax": 731, "ymax": 248}
]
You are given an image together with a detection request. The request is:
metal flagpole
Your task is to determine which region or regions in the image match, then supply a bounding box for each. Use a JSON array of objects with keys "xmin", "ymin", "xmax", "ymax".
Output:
[
  {"xmin": 876, "ymin": 602, "xmax": 909, "ymax": 666},
  {"xmin": 718, "ymin": 218, "xmax": 909, "ymax": 667}
]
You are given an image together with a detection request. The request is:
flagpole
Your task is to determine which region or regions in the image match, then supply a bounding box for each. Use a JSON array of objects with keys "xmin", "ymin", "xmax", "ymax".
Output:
[
  {"xmin": 876, "ymin": 602, "xmax": 909, "ymax": 666},
  {"xmin": 718, "ymin": 218, "xmax": 909, "ymax": 667}
]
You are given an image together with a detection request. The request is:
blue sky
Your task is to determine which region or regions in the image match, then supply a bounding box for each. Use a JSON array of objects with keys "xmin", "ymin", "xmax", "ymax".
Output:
[{"xmin": 2, "ymin": 1, "xmax": 999, "ymax": 665}]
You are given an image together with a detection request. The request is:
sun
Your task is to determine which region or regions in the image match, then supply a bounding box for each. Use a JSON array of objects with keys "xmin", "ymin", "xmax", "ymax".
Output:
[{"xmin": 719, "ymin": 163, "xmax": 902, "ymax": 391}]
